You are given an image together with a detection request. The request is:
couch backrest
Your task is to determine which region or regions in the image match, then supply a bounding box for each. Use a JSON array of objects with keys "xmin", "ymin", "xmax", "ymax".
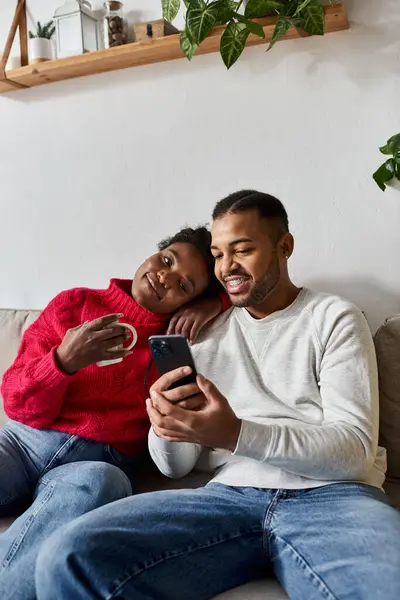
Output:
[
  {"xmin": 374, "ymin": 315, "xmax": 400, "ymax": 484},
  {"xmin": 0, "ymin": 309, "xmax": 40, "ymax": 426}
]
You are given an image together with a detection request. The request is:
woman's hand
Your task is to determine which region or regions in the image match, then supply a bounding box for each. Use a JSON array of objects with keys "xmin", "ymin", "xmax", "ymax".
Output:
[{"xmin": 167, "ymin": 297, "xmax": 222, "ymax": 344}]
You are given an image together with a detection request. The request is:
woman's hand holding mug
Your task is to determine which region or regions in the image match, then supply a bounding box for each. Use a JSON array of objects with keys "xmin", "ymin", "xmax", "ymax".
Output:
[{"xmin": 56, "ymin": 314, "xmax": 137, "ymax": 374}]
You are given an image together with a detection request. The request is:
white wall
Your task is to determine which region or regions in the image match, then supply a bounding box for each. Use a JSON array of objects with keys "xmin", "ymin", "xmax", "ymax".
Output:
[{"xmin": 0, "ymin": 0, "xmax": 399, "ymax": 331}]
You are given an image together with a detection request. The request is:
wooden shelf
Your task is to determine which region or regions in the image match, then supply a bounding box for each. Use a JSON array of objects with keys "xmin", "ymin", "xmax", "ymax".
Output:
[{"xmin": 0, "ymin": 4, "xmax": 348, "ymax": 95}]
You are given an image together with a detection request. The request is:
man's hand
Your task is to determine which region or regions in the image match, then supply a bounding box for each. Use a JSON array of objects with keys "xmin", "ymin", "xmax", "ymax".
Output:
[
  {"xmin": 56, "ymin": 314, "xmax": 132, "ymax": 374},
  {"xmin": 167, "ymin": 296, "xmax": 222, "ymax": 344},
  {"xmin": 147, "ymin": 372, "xmax": 241, "ymax": 452},
  {"xmin": 149, "ymin": 367, "xmax": 206, "ymax": 410}
]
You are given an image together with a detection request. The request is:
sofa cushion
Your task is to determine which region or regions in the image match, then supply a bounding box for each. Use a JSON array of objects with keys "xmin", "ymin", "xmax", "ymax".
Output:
[
  {"xmin": 374, "ymin": 315, "xmax": 400, "ymax": 483},
  {"xmin": 0, "ymin": 309, "xmax": 40, "ymax": 426}
]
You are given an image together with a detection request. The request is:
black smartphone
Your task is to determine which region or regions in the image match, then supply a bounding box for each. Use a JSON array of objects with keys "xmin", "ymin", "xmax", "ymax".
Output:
[{"xmin": 148, "ymin": 335, "xmax": 198, "ymax": 389}]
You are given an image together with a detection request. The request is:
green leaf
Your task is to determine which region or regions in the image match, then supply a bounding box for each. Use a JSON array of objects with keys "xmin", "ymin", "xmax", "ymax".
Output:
[
  {"xmin": 379, "ymin": 134, "xmax": 400, "ymax": 156},
  {"xmin": 394, "ymin": 158, "xmax": 400, "ymax": 180},
  {"xmin": 373, "ymin": 159, "xmax": 395, "ymax": 192},
  {"xmin": 236, "ymin": 15, "xmax": 265, "ymax": 38},
  {"xmin": 220, "ymin": 20, "xmax": 250, "ymax": 68},
  {"xmin": 180, "ymin": 29, "xmax": 198, "ymax": 60},
  {"xmin": 244, "ymin": 0, "xmax": 281, "ymax": 19},
  {"xmin": 162, "ymin": 0, "xmax": 181, "ymax": 23},
  {"xmin": 187, "ymin": 4, "xmax": 219, "ymax": 44},
  {"xmin": 183, "ymin": 0, "xmax": 205, "ymax": 7},
  {"xmin": 282, "ymin": 0, "xmax": 300, "ymax": 17},
  {"xmin": 297, "ymin": 0, "xmax": 324, "ymax": 35},
  {"xmin": 268, "ymin": 15, "xmax": 292, "ymax": 50},
  {"xmin": 214, "ymin": 0, "xmax": 237, "ymax": 26},
  {"xmin": 295, "ymin": 0, "xmax": 314, "ymax": 15}
]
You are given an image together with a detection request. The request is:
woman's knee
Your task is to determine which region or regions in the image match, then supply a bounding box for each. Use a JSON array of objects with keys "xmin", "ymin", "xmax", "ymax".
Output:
[
  {"xmin": 82, "ymin": 462, "xmax": 133, "ymax": 503},
  {"xmin": 40, "ymin": 461, "xmax": 133, "ymax": 507}
]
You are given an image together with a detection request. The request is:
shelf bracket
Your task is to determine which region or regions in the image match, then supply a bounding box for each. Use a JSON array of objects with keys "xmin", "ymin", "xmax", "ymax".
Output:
[{"xmin": 0, "ymin": 0, "xmax": 28, "ymax": 90}]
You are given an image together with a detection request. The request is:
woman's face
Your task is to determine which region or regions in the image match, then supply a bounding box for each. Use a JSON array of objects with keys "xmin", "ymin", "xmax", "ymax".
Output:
[{"xmin": 131, "ymin": 242, "xmax": 210, "ymax": 314}]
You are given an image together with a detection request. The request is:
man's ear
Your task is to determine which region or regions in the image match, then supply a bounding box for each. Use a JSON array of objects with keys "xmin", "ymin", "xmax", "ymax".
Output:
[{"xmin": 279, "ymin": 233, "xmax": 294, "ymax": 260}]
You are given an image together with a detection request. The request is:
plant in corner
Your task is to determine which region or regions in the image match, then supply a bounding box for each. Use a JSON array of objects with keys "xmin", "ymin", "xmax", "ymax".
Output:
[
  {"xmin": 162, "ymin": 0, "xmax": 332, "ymax": 69},
  {"xmin": 373, "ymin": 133, "xmax": 400, "ymax": 192},
  {"xmin": 28, "ymin": 21, "xmax": 56, "ymax": 65}
]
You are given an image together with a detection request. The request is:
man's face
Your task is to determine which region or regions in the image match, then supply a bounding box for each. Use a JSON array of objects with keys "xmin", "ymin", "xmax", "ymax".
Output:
[
  {"xmin": 131, "ymin": 242, "xmax": 210, "ymax": 314},
  {"xmin": 211, "ymin": 210, "xmax": 286, "ymax": 308}
]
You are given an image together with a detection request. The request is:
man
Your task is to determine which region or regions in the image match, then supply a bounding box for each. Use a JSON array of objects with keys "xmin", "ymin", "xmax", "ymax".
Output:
[
  {"xmin": 0, "ymin": 225, "xmax": 228, "ymax": 600},
  {"xmin": 35, "ymin": 191, "xmax": 400, "ymax": 600}
]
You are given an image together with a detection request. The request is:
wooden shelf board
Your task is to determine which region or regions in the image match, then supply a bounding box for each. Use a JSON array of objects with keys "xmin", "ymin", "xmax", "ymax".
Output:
[{"xmin": 1, "ymin": 4, "xmax": 348, "ymax": 95}]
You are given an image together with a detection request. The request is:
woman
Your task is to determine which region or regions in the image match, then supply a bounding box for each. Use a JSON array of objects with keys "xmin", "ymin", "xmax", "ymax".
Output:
[{"xmin": 0, "ymin": 225, "xmax": 228, "ymax": 600}]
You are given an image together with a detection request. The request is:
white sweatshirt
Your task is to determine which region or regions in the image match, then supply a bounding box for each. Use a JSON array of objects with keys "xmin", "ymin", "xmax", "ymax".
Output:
[{"xmin": 149, "ymin": 289, "xmax": 387, "ymax": 490}]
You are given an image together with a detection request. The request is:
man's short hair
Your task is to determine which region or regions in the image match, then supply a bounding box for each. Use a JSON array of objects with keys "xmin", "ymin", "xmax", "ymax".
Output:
[
  {"xmin": 158, "ymin": 226, "xmax": 221, "ymax": 296},
  {"xmin": 212, "ymin": 190, "xmax": 289, "ymax": 243}
]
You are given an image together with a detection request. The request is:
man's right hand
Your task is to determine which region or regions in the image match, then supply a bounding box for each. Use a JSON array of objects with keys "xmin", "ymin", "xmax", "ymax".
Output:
[{"xmin": 56, "ymin": 314, "xmax": 130, "ymax": 374}]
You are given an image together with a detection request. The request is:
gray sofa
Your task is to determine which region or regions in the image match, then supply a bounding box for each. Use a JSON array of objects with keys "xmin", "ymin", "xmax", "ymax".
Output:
[{"xmin": 1, "ymin": 308, "xmax": 399, "ymax": 600}]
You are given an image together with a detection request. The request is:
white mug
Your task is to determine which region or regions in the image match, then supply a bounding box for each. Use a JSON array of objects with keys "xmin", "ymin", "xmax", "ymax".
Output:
[{"xmin": 97, "ymin": 323, "xmax": 137, "ymax": 367}]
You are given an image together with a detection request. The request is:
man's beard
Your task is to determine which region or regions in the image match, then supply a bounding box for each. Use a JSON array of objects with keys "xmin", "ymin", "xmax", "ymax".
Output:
[{"xmin": 230, "ymin": 256, "xmax": 281, "ymax": 308}]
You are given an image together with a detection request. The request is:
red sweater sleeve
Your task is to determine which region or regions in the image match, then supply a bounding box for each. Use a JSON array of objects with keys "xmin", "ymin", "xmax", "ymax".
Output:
[
  {"xmin": 218, "ymin": 290, "xmax": 231, "ymax": 313},
  {"xmin": 1, "ymin": 293, "xmax": 73, "ymax": 429}
]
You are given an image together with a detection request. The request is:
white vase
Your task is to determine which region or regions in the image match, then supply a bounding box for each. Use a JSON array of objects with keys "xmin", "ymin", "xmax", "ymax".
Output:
[{"xmin": 29, "ymin": 38, "xmax": 53, "ymax": 65}]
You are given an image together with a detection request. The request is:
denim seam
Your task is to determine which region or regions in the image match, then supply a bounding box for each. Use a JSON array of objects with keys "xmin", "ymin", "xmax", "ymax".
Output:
[
  {"xmin": 273, "ymin": 534, "xmax": 338, "ymax": 600},
  {"xmin": 105, "ymin": 527, "xmax": 263, "ymax": 600},
  {"xmin": 38, "ymin": 434, "xmax": 82, "ymax": 477},
  {"xmin": 262, "ymin": 489, "xmax": 281, "ymax": 557},
  {"xmin": 0, "ymin": 482, "xmax": 56, "ymax": 571}
]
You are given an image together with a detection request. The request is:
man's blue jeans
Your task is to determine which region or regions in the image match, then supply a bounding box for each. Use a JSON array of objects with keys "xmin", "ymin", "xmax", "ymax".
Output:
[
  {"xmin": 36, "ymin": 481, "xmax": 400, "ymax": 600},
  {"xmin": 0, "ymin": 420, "xmax": 135, "ymax": 600}
]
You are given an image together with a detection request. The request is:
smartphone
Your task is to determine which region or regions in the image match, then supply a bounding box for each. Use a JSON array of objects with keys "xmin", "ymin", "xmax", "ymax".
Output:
[{"xmin": 148, "ymin": 335, "xmax": 198, "ymax": 389}]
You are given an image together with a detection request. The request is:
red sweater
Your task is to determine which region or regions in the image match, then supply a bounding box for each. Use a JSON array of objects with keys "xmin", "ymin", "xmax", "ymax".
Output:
[{"xmin": 1, "ymin": 280, "xmax": 174, "ymax": 456}]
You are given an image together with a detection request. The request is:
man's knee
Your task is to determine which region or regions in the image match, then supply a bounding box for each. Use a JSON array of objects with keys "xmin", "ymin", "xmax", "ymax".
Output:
[{"xmin": 35, "ymin": 521, "xmax": 83, "ymax": 597}]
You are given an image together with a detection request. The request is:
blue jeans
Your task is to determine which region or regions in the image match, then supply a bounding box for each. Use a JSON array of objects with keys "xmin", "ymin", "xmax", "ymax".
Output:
[
  {"xmin": 36, "ymin": 481, "xmax": 400, "ymax": 600},
  {"xmin": 0, "ymin": 420, "xmax": 136, "ymax": 600}
]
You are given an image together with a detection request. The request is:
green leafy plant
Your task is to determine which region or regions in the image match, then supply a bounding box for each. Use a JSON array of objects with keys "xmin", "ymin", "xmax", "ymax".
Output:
[
  {"xmin": 163, "ymin": 0, "xmax": 332, "ymax": 68},
  {"xmin": 373, "ymin": 134, "xmax": 400, "ymax": 192},
  {"xmin": 29, "ymin": 20, "xmax": 55, "ymax": 40}
]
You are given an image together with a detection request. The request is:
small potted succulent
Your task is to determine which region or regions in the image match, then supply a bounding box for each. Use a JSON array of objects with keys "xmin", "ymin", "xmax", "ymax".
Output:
[
  {"xmin": 373, "ymin": 133, "xmax": 400, "ymax": 192},
  {"xmin": 29, "ymin": 21, "xmax": 56, "ymax": 65}
]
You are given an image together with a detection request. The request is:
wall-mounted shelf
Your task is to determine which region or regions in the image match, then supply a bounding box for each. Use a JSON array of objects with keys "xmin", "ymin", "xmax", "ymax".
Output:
[{"xmin": 0, "ymin": 3, "xmax": 349, "ymax": 95}]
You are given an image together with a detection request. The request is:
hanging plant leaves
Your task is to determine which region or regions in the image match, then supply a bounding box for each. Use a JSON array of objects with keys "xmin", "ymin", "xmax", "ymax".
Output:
[
  {"xmin": 187, "ymin": 3, "xmax": 219, "ymax": 45},
  {"xmin": 268, "ymin": 15, "xmax": 292, "ymax": 50},
  {"xmin": 379, "ymin": 134, "xmax": 400, "ymax": 156},
  {"xmin": 214, "ymin": 0, "xmax": 238, "ymax": 26},
  {"xmin": 183, "ymin": 0, "xmax": 205, "ymax": 8},
  {"xmin": 180, "ymin": 29, "xmax": 198, "ymax": 60},
  {"xmin": 244, "ymin": 0, "xmax": 281, "ymax": 19},
  {"xmin": 282, "ymin": 0, "xmax": 300, "ymax": 17},
  {"xmin": 297, "ymin": 0, "xmax": 324, "ymax": 35},
  {"xmin": 295, "ymin": 0, "xmax": 314, "ymax": 15},
  {"xmin": 236, "ymin": 15, "xmax": 265, "ymax": 38},
  {"xmin": 394, "ymin": 158, "xmax": 400, "ymax": 179},
  {"xmin": 162, "ymin": 0, "xmax": 181, "ymax": 23},
  {"xmin": 373, "ymin": 159, "xmax": 395, "ymax": 192},
  {"xmin": 220, "ymin": 20, "xmax": 250, "ymax": 69}
]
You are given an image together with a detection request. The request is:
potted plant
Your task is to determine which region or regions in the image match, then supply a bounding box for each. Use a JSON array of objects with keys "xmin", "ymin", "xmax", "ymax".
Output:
[
  {"xmin": 29, "ymin": 21, "xmax": 55, "ymax": 65},
  {"xmin": 373, "ymin": 133, "xmax": 400, "ymax": 192},
  {"xmin": 163, "ymin": 0, "xmax": 331, "ymax": 69}
]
